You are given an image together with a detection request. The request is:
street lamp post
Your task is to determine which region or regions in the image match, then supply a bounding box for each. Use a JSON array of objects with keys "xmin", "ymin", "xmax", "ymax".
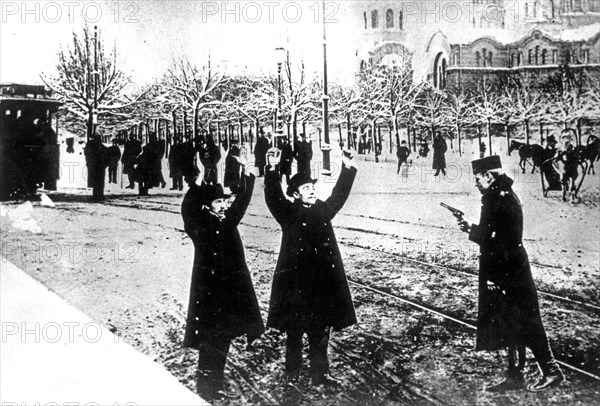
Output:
[
  {"xmin": 321, "ymin": 0, "xmax": 331, "ymax": 175},
  {"xmin": 275, "ymin": 46, "xmax": 286, "ymax": 146}
]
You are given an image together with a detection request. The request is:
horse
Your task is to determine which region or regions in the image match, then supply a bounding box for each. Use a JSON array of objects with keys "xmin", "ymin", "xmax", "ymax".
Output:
[
  {"xmin": 580, "ymin": 135, "xmax": 600, "ymax": 175},
  {"xmin": 508, "ymin": 140, "xmax": 544, "ymax": 174}
]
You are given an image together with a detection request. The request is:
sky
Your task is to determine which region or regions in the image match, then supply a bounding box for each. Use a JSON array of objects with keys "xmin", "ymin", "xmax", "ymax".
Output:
[{"xmin": 0, "ymin": 0, "xmax": 363, "ymax": 87}]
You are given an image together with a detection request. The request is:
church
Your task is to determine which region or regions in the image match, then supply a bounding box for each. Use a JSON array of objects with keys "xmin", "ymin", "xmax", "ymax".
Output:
[{"xmin": 354, "ymin": 0, "xmax": 600, "ymax": 89}]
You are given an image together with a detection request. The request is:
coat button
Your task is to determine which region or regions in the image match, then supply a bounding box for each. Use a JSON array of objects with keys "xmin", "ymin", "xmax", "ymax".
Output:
[
  {"xmin": 195, "ymin": 317, "xmax": 199, "ymax": 321},
  {"xmin": 302, "ymin": 223, "xmax": 306, "ymax": 226},
  {"xmin": 216, "ymin": 231, "xmax": 219, "ymax": 234},
  {"xmin": 332, "ymin": 264, "xmax": 335, "ymax": 268}
]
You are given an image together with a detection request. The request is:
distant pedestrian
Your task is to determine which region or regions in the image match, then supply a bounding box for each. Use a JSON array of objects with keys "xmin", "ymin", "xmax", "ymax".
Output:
[
  {"xmin": 294, "ymin": 133, "xmax": 313, "ymax": 176},
  {"xmin": 122, "ymin": 134, "xmax": 142, "ymax": 189},
  {"xmin": 480, "ymin": 141, "xmax": 487, "ymax": 158},
  {"xmin": 264, "ymin": 147, "xmax": 357, "ymax": 388},
  {"xmin": 198, "ymin": 135, "xmax": 221, "ymax": 184},
  {"xmin": 107, "ymin": 139, "xmax": 121, "ymax": 184},
  {"xmin": 84, "ymin": 134, "xmax": 108, "ymax": 201},
  {"xmin": 433, "ymin": 132, "xmax": 447, "ymax": 176},
  {"xmin": 133, "ymin": 145, "xmax": 152, "ymax": 196},
  {"xmin": 278, "ymin": 137, "xmax": 293, "ymax": 183},
  {"xmin": 181, "ymin": 159, "xmax": 264, "ymax": 401},
  {"xmin": 169, "ymin": 136, "xmax": 184, "ymax": 191},
  {"xmin": 419, "ymin": 141, "xmax": 430, "ymax": 158},
  {"xmin": 456, "ymin": 155, "xmax": 564, "ymax": 392},
  {"xmin": 397, "ymin": 141, "xmax": 410, "ymax": 174},
  {"xmin": 148, "ymin": 133, "xmax": 167, "ymax": 188},
  {"xmin": 224, "ymin": 140, "xmax": 241, "ymax": 190},
  {"xmin": 254, "ymin": 131, "xmax": 270, "ymax": 177}
]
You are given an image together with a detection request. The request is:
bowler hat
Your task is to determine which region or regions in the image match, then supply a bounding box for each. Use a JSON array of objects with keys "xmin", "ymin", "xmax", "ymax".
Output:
[
  {"xmin": 286, "ymin": 173, "xmax": 317, "ymax": 197},
  {"xmin": 472, "ymin": 155, "xmax": 502, "ymax": 174},
  {"xmin": 201, "ymin": 183, "xmax": 231, "ymax": 205},
  {"xmin": 546, "ymin": 135, "xmax": 557, "ymax": 144}
]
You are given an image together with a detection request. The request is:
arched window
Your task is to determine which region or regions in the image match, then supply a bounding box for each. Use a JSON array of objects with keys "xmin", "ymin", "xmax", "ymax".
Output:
[
  {"xmin": 548, "ymin": 0, "xmax": 555, "ymax": 19},
  {"xmin": 582, "ymin": 49, "xmax": 589, "ymax": 63},
  {"xmin": 442, "ymin": 59, "xmax": 447, "ymax": 88},
  {"xmin": 511, "ymin": 53, "xmax": 516, "ymax": 67},
  {"xmin": 399, "ymin": 11, "xmax": 403, "ymax": 30},
  {"xmin": 488, "ymin": 51, "xmax": 493, "ymax": 67},
  {"xmin": 541, "ymin": 49, "xmax": 548, "ymax": 64},
  {"xmin": 371, "ymin": 10, "xmax": 379, "ymax": 28},
  {"xmin": 572, "ymin": 49, "xmax": 578, "ymax": 63},
  {"xmin": 535, "ymin": 45, "xmax": 540, "ymax": 65},
  {"xmin": 476, "ymin": 51, "xmax": 481, "ymax": 67},
  {"xmin": 552, "ymin": 49, "xmax": 558, "ymax": 64},
  {"xmin": 482, "ymin": 48, "xmax": 487, "ymax": 67},
  {"xmin": 386, "ymin": 9, "xmax": 394, "ymax": 28},
  {"xmin": 364, "ymin": 12, "xmax": 367, "ymax": 29},
  {"xmin": 528, "ymin": 49, "xmax": 533, "ymax": 64},
  {"xmin": 518, "ymin": 52, "xmax": 522, "ymax": 65}
]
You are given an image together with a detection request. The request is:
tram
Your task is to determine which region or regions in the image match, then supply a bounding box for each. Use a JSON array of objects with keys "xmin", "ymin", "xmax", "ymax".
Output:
[{"xmin": 0, "ymin": 83, "xmax": 62, "ymax": 200}]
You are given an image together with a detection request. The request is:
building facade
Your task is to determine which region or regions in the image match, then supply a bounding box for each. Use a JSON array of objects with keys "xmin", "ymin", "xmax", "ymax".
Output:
[{"xmin": 355, "ymin": 0, "xmax": 600, "ymax": 89}]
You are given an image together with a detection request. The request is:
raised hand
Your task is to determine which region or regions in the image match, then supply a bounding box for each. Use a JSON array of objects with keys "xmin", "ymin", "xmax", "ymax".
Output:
[
  {"xmin": 267, "ymin": 147, "xmax": 281, "ymax": 167},
  {"xmin": 342, "ymin": 149, "xmax": 354, "ymax": 168}
]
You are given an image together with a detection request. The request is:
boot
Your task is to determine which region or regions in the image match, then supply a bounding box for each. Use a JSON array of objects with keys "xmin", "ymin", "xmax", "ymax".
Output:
[
  {"xmin": 311, "ymin": 372, "xmax": 342, "ymax": 387},
  {"xmin": 528, "ymin": 366, "xmax": 564, "ymax": 392}
]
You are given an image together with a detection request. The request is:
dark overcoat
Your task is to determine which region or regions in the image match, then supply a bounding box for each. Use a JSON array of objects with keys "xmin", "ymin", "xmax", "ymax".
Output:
[
  {"xmin": 432, "ymin": 137, "xmax": 447, "ymax": 170},
  {"xmin": 264, "ymin": 165, "xmax": 357, "ymax": 332},
  {"xmin": 198, "ymin": 141, "xmax": 221, "ymax": 184},
  {"xmin": 121, "ymin": 139, "xmax": 141, "ymax": 175},
  {"xmin": 181, "ymin": 174, "xmax": 264, "ymax": 348},
  {"xmin": 84, "ymin": 138, "xmax": 108, "ymax": 188},
  {"xmin": 294, "ymin": 141, "xmax": 313, "ymax": 175},
  {"xmin": 223, "ymin": 145, "xmax": 241, "ymax": 188},
  {"xmin": 469, "ymin": 174, "xmax": 544, "ymax": 351},
  {"xmin": 254, "ymin": 137, "xmax": 270, "ymax": 168}
]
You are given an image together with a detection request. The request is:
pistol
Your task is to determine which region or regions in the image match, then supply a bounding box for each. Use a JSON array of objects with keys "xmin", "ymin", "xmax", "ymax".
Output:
[{"xmin": 440, "ymin": 202, "xmax": 464, "ymax": 219}]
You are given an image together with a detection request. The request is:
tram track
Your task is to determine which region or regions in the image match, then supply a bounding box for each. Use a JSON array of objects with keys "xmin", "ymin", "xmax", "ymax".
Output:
[
  {"xmin": 40, "ymin": 197, "xmax": 600, "ymax": 385},
  {"xmin": 96, "ymin": 198, "xmax": 600, "ymax": 314}
]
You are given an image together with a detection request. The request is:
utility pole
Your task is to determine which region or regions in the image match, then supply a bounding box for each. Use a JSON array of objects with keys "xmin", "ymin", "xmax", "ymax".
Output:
[
  {"xmin": 321, "ymin": 0, "xmax": 331, "ymax": 175},
  {"xmin": 93, "ymin": 25, "xmax": 99, "ymax": 138}
]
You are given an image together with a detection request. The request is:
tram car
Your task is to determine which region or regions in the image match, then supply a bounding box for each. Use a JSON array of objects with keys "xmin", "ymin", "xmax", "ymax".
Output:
[{"xmin": 0, "ymin": 83, "xmax": 62, "ymax": 200}]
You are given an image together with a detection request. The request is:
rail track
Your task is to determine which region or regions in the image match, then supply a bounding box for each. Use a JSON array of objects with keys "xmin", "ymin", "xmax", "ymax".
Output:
[
  {"xmin": 98, "ymin": 198, "xmax": 600, "ymax": 313},
  {"xmin": 91, "ymin": 198, "xmax": 600, "ymax": 382}
]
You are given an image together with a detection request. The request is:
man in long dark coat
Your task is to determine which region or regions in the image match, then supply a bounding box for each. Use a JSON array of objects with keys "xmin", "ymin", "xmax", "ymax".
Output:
[
  {"xmin": 264, "ymin": 148, "xmax": 357, "ymax": 387},
  {"xmin": 223, "ymin": 140, "xmax": 241, "ymax": 191},
  {"xmin": 457, "ymin": 155, "xmax": 563, "ymax": 392},
  {"xmin": 181, "ymin": 163, "xmax": 264, "ymax": 400},
  {"xmin": 84, "ymin": 134, "xmax": 108, "ymax": 201},
  {"xmin": 122, "ymin": 134, "xmax": 142, "ymax": 189},
  {"xmin": 107, "ymin": 139, "xmax": 121, "ymax": 184},
  {"xmin": 294, "ymin": 133, "xmax": 313, "ymax": 176},
  {"xmin": 432, "ymin": 131, "xmax": 447, "ymax": 176},
  {"xmin": 278, "ymin": 137, "xmax": 293, "ymax": 183},
  {"xmin": 168, "ymin": 136, "xmax": 184, "ymax": 191},
  {"xmin": 198, "ymin": 135, "xmax": 221, "ymax": 184},
  {"xmin": 253, "ymin": 131, "xmax": 270, "ymax": 177}
]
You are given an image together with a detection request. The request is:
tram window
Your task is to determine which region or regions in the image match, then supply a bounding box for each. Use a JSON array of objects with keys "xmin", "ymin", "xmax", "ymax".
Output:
[
  {"xmin": 5, "ymin": 109, "xmax": 10, "ymax": 116},
  {"xmin": 17, "ymin": 110, "xmax": 22, "ymax": 118}
]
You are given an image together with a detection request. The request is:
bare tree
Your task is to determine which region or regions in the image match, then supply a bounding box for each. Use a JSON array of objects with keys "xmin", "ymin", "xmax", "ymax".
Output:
[
  {"xmin": 444, "ymin": 88, "xmax": 475, "ymax": 156},
  {"xmin": 161, "ymin": 55, "xmax": 227, "ymax": 139},
  {"xmin": 41, "ymin": 25, "xmax": 146, "ymax": 140}
]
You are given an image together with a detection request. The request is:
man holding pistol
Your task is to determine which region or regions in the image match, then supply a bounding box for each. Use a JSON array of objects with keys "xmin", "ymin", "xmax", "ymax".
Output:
[{"xmin": 452, "ymin": 155, "xmax": 563, "ymax": 392}]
